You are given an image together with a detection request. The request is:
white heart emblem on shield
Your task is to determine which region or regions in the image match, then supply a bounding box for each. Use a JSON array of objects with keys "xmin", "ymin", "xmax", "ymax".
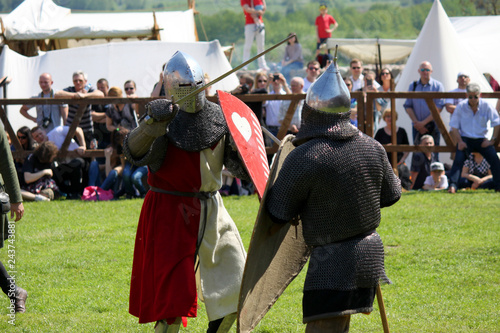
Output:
[{"xmin": 231, "ymin": 112, "xmax": 252, "ymax": 142}]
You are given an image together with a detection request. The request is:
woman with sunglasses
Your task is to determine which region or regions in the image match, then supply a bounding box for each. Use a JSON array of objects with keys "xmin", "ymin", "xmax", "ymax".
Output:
[
  {"xmin": 280, "ymin": 32, "xmax": 304, "ymax": 84},
  {"xmin": 12, "ymin": 127, "xmax": 37, "ymax": 181},
  {"xmin": 378, "ymin": 68, "xmax": 393, "ymax": 92}
]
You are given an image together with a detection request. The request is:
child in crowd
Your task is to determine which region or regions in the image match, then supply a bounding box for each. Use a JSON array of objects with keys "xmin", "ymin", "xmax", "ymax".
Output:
[{"xmin": 423, "ymin": 162, "xmax": 448, "ymax": 190}]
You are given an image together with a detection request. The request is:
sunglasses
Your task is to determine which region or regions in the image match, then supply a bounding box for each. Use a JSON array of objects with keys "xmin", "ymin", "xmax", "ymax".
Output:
[
  {"xmin": 468, "ymin": 95, "xmax": 479, "ymax": 99},
  {"xmin": 125, "ymin": 87, "xmax": 135, "ymax": 91},
  {"xmin": 17, "ymin": 135, "xmax": 27, "ymax": 139},
  {"xmin": 309, "ymin": 67, "xmax": 319, "ymax": 71},
  {"xmin": 420, "ymin": 68, "xmax": 431, "ymax": 72},
  {"xmin": 381, "ymin": 72, "xmax": 390, "ymax": 75},
  {"xmin": 351, "ymin": 66, "xmax": 361, "ymax": 70},
  {"xmin": 258, "ymin": 80, "xmax": 267, "ymax": 83},
  {"xmin": 345, "ymin": 83, "xmax": 351, "ymax": 86}
]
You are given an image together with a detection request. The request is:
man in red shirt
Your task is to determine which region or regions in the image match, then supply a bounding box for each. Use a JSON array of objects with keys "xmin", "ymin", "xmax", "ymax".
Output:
[{"xmin": 315, "ymin": 4, "xmax": 338, "ymax": 58}]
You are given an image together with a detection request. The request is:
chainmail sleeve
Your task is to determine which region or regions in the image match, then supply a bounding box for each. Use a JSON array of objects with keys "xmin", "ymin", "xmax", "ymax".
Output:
[
  {"xmin": 223, "ymin": 135, "xmax": 250, "ymax": 182},
  {"xmin": 123, "ymin": 135, "xmax": 168, "ymax": 173},
  {"xmin": 380, "ymin": 151, "xmax": 402, "ymax": 208}
]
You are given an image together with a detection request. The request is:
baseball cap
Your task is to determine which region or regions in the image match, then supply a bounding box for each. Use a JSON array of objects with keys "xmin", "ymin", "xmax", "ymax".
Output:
[
  {"xmin": 431, "ymin": 162, "xmax": 445, "ymax": 171},
  {"xmin": 457, "ymin": 72, "xmax": 469, "ymax": 78}
]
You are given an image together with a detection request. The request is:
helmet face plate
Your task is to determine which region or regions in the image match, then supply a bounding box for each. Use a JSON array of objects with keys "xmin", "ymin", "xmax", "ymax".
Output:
[{"xmin": 164, "ymin": 51, "xmax": 206, "ymax": 113}]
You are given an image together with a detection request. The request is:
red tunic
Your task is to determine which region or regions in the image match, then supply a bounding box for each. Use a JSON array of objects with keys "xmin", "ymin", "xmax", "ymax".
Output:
[{"xmin": 129, "ymin": 144, "xmax": 206, "ymax": 323}]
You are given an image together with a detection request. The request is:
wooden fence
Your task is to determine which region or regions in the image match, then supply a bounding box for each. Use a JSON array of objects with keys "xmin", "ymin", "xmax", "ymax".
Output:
[{"xmin": 2, "ymin": 92, "xmax": 500, "ymax": 169}]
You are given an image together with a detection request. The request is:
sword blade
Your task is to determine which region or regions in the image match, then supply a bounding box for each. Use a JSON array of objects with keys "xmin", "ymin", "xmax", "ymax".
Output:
[
  {"xmin": 261, "ymin": 126, "xmax": 281, "ymax": 146},
  {"xmin": 174, "ymin": 34, "xmax": 296, "ymax": 106}
]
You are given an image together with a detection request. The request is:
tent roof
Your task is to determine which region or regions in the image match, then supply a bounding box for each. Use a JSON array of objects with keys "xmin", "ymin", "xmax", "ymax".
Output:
[
  {"xmin": 326, "ymin": 38, "xmax": 416, "ymax": 64},
  {"xmin": 1, "ymin": 0, "xmax": 196, "ymax": 42}
]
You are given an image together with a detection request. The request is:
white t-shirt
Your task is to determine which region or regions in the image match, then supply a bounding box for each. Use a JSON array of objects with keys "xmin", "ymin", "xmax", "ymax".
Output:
[
  {"xmin": 47, "ymin": 126, "xmax": 80, "ymax": 151},
  {"xmin": 424, "ymin": 174, "xmax": 448, "ymax": 189}
]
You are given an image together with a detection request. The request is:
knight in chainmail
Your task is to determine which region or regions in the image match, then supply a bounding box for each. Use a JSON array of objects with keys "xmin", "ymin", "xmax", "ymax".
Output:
[
  {"xmin": 124, "ymin": 51, "xmax": 249, "ymax": 333},
  {"xmin": 266, "ymin": 58, "xmax": 401, "ymax": 332}
]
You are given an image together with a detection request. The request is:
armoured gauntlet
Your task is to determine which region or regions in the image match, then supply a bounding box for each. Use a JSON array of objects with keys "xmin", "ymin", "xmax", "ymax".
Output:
[{"xmin": 126, "ymin": 100, "xmax": 179, "ymax": 158}]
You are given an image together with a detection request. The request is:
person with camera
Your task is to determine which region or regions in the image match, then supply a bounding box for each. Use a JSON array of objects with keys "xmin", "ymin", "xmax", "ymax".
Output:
[
  {"xmin": 19, "ymin": 73, "xmax": 68, "ymax": 133},
  {"xmin": 0, "ymin": 125, "xmax": 27, "ymax": 313},
  {"xmin": 264, "ymin": 72, "xmax": 290, "ymax": 140}
]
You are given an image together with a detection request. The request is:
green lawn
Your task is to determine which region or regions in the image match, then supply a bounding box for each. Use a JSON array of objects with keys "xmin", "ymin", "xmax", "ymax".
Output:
[{"xmin": 0, "ymin": 191, "xmax": 499, "ymax": 332}]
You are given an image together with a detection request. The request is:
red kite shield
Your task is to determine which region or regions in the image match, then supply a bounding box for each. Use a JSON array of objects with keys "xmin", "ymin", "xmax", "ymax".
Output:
[{"xmin": 218, "ymin": 90, "xmax": 269, "ymax": 198}]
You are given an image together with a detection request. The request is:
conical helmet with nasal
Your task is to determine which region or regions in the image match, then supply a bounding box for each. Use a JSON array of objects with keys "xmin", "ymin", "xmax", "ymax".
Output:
[{"xmin": 305, "ymin": 47, "xmax": 351, "ymax": 114}]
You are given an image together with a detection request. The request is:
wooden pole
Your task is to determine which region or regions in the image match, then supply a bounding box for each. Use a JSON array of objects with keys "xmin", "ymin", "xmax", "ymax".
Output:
[{"xmin": 376, "ymin": 284, "xmax": 390, "ymax": 333}]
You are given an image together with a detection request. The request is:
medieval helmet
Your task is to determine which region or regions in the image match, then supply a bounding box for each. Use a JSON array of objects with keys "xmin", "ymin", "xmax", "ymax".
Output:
[
  {"xmin": 164, "ymin": 51, "xmax": 206, "ymax": 113},
  {"xmin": 305, "ymin": 49, "xmax": 351, "ymax": 114}
]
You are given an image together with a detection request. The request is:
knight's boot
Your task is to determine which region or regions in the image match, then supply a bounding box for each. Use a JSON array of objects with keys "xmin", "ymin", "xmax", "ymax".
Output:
[
  {"xmin": 155, "ymin": 318, "xmax": 181, "ymax": 333},
  {"xmin": 206, "ymin": 312, "xmax": 237, "ymax": 333}
]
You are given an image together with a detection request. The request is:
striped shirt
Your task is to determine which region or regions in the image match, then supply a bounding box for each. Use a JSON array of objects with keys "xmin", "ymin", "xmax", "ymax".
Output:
[{"xmin": 64, "ymin": 86, "xmax": 94, "ymax": 135}]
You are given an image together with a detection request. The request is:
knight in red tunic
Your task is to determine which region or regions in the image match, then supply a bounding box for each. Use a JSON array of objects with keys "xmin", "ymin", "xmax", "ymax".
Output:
[{"xmin": 124, "ymin": 51, "xmax": 249, "ymax": 333}]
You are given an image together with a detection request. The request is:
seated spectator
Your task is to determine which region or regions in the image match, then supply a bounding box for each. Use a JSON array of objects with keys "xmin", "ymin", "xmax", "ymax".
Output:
[
  {"xmin": 457, "ymin": 152, "xmax": 494, "ymax": 190},
  {"xmin": 448, "ymin": 83, "xmax": 500, "ymax": 193},
  {"xmin": 88, "ymin": 128, "xmax": 128, "ymax": 193},
  {"xmin": 20, "ymin": 141, "xmax": 60, "ymax": 201},
  {"xmin": 422, "ymin": 162, "xmax": 448, "ymax": 190},
  {"xmin": 247, "ymin": 72, "xmax": 269, "ymax": 124},
  {"xmin": 31, "ymin": 125, "xmax": 87, "ymax": 199},
  {"xmin": 375, "ymin": 110, "xmax": 411, "ymax": 190},
  {"xmin": 12, "ymin": 126, "xmax": 37, "ymax": 174},
  {"xmin": 375, "ymin": 110, "xmax": 410, "ymax": 165},
  {"xmin": 106, "ymin": 87, "xmax": 138, "ymax": 132},
  {"xmin": 410, "ymin": 134, "xmax": 438, "ymax": 190},
  {"xmin": 278, "ymin": 76, "xmax": 304, "ymax": 134},
  {"xmin": 280, "ymin": 32, "xmax": 304, "ymax": 83}
]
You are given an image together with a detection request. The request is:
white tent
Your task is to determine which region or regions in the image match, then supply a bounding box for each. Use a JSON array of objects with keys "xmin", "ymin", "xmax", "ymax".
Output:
[
  {"xmin": 1, "ymin": 0, "xmax": 196, "ymax": 48},
  {"xmin": 394, "ymin": 0, "xmax": 494, "ymax": 165},
  {"xmin": 0, "ymin": 40, "xmax": 238, "ymax": 133},
  {"xmin": 450, "ymin": 15, "xmax": 500, "ymax": 82}
]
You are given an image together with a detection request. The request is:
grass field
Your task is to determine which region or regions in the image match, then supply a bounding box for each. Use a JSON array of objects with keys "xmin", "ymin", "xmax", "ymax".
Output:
[{"xmin": 0, "ymin": 191, "xmax": 499, "ymax": 332}]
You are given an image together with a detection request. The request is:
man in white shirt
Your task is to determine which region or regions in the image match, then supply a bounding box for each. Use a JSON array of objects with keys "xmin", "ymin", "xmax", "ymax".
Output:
[
  {"xmin": 447, "ymin": 83, "xmax": 500, "ymax": 193},
  {"xmin": 303, "ymin": 61, "xmax": 321, "ymax": 92},
  {"xmin": 349, "ymin": 59, "xmax": 381, "ymax": 92},
  {"xmin": 265, "ymin": 73, "xmax": 290, "ymax": 138},
  {"xmin": 279, "ymin": 77, "xmax": 304, "ymax": 134}
]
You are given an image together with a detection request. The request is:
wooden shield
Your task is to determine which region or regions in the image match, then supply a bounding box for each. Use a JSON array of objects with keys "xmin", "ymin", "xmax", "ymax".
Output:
[
  {"xmin": 218, "ymin": 90, "xmax": 270, "ymax": 199},
  {"xmin": 237, "ymin": 135, "xmax": 311, "ymax": 333}
]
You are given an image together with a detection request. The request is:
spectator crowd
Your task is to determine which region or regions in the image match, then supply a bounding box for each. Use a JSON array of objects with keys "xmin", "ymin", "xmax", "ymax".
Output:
[{"xmin": 4, "ymin": 1, "xmax": 500, "ymax": 200}]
